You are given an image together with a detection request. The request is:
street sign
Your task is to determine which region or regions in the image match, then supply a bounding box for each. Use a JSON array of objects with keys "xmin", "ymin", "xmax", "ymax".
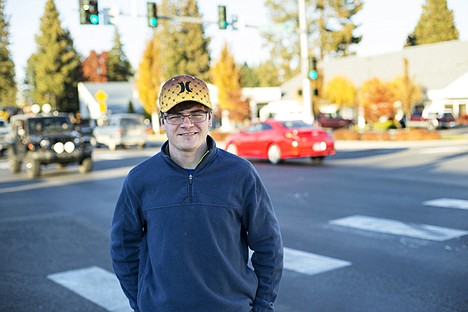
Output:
[{"xmin": 95, "ymin": 90, "xmax": 107, "ymax": 102}]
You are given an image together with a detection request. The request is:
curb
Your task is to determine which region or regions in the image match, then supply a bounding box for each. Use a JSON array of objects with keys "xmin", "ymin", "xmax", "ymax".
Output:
[{"xmin": 335, "ymin": 139, "xmax": 468, "ymax": 150}]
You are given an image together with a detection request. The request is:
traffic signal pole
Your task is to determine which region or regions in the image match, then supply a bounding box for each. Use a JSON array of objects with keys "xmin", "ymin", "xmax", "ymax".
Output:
[{"xmin": 298, "ymin": 0, "xmax": 314, "ymax": 123}]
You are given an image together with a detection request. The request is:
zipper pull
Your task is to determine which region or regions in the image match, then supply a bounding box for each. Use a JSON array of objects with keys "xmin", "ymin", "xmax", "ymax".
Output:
[{"xmin": 189, "ymin": 174, "xmax": 193, "ymax": 185}]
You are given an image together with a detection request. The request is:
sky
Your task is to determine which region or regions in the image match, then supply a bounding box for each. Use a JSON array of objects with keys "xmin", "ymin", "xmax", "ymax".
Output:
[{"xmin": 4, "ymin": 0, "xmax": 468, "ymax": 84}]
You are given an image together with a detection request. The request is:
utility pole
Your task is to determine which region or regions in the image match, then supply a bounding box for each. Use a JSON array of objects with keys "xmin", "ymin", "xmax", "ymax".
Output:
[{"xmin": 298, "ymin": 0, "xmax": 313, "ymax": 123}]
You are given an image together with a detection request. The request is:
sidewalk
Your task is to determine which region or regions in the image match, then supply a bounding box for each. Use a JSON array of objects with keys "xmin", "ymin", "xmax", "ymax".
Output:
[{"xmin": 335, "ymin": 138, "xmax": 468, "ymax": 150}]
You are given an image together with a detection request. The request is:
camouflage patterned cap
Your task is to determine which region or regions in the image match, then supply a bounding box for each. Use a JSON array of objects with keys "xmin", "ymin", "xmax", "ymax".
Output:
[{"xmin": 158, "ymin": 74, "xmax": 212, "ymax": 113}]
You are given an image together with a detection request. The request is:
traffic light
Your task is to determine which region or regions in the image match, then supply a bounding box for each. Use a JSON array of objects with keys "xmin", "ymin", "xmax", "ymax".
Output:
[
  {"xmin": 218, "ymin": 5, "xmax": 227, "ymax": 29},
  {"xmin": 79, "ymin": 0, "xmax": 99, "ymax": 25},
  {"xmin": 147, "ymin": 2, "xmax": 158, "ymax": 28},
  {"xmin": 308, "ymin": 56, "xmax": 318, "ymax": 80}
]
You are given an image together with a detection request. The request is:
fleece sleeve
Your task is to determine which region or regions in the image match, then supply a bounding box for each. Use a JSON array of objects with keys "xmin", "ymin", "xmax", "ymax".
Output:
[
  {"xmin": 244, "ymin": 170, "xmax": 284, "ymax": 312},
  {"xmin": 110, "ymin": 177, "xmax": 144, "ymax": 311}
]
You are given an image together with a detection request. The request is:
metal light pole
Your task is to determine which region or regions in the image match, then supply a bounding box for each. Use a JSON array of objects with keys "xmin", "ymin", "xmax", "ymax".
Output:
[{"xmin": 298, "ymin": 0, "xmax": 313, "ymax": 123}]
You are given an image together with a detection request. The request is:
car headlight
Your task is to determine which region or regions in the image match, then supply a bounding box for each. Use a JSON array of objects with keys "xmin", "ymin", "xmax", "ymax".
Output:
[
  {"xmin": 53, "ymin": 142, "xmax": 64, "ymax": 154},
  {"xmin": 64, "ymin": 141, "xmax": 75, "ymax": 153}
]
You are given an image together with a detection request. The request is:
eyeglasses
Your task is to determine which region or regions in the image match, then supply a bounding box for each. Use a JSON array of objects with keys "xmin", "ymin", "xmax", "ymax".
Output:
[{"xmin": 163, "ymin": 111, "xmax": 209, "ymax": 125}]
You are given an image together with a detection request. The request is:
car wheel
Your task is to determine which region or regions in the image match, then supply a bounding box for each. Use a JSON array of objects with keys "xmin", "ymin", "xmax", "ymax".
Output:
[
  {"xmin": 8, "ymin": 147, "xmax": 21, "ymax": 173},
  {"xmin": 108, "ymin": 140, "xmax": 117, "ymax": 151},
  {"xmin": 311, "ymin": 156, "xmax": 324, "ymax": 164},
  {"xmin": 25, "ymin": 153, "xmax": 41, "ymax": 179},
  {"xmin": 226, "ymin": 143, "xmax": 238, "ymax": 155},
  {"xmin": 267, "ymin": 144, "xmax": 282, "ymax": 165},
  {"xmin": 79, "ymin": 157, "xmax": 93, "ymax": 173}
]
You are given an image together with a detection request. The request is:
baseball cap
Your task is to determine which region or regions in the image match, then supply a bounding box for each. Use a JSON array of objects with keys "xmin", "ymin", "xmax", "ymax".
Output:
[{"xmin": 158, "ymin": 74, "xmax": 212, "ymax": 113}]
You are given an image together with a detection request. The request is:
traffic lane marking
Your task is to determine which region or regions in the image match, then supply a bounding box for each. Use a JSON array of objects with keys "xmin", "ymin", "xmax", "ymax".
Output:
[
  {"xmin": 283, "ymin": 247, "xmax": 351, "ymax": 275},
  {"xmin": 48, "ymin": 266, "xmax": 132, "ymax": 312},
  {"xmin": 329, "ymin": 215, "xmax": 468, "ymax": 241},
  {"xmin": 424, "ymin": 198, "xmax": 468, "ymax": 210},
  {"xmin": 48, "ymin": 248, "xmax": 352, "ymax": 311},
  {"xmin": 0, "ymin": 166, "xmax": 133, "ymax": 194}
]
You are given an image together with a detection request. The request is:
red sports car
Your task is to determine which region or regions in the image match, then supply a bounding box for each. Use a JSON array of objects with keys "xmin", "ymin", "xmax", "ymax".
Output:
[{"xmin": 224, "ymin": 119, "xmax": 336, "ymax": 164}]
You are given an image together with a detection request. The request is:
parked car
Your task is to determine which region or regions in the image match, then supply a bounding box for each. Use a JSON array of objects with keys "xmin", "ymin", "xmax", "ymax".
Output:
[
  {"xmin": 436, "ymin": 112, "xmax": 457, "ymax": 129},
  {"xmin": 225, "ymin": 119, "xmax": 336, "ymax": 164},
  {"xmin": 7, "ymin": 113, "xmax": 94, "ymax": 179},
  {"xmin": 93, "ymin": 114, "xmax": 147, "ymax": 150},
  {"xmin": 316, "ymin": 113, "xmax": 354, "ymax": 129},
  {"xmin": 407, "ymin": 111, "xmax": 457, "ymax": 130},
  {"xmin": 0, "ymin": 117, "xmax": 9, "ymax": 156}
]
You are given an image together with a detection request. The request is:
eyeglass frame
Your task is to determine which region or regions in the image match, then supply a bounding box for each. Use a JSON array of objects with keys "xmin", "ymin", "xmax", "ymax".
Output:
[{"xmin": 162, "ymin": 110, "xmax": 211, "ymax": 125}]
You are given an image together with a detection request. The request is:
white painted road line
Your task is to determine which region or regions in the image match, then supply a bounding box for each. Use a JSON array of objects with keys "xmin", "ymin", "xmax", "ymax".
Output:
[
  {"xmin": 424, "ymin": 198, "xmax": 468, "ymax": 210},
  {"xmin": 283, "ymin": 247, "xmax": 351, "ymax": 275},
  {"xmin": 330, "ymin": 215, "xmax": 468, "ymax": 241},
  {"xmin": 48, "ymin": 249, "xmax": 352, "ymax": 311},
  {"xmin": 419, "ymin": 146, "xmax": 468, "ymax": 154},
  {"xmin": 48, "ymin": 266, "xmax": 132, "ymax": 312}
]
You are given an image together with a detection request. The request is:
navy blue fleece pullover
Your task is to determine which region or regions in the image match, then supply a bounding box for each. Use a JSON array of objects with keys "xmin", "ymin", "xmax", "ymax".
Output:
[{"xmin": 110, "ymin": 137, "xmax": 283, "ymax": 312}]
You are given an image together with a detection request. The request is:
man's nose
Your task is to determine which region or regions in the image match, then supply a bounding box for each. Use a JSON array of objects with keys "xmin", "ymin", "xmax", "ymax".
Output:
[{"xmin": 180, "ymin": 115, "xmax": 194, "ymax": 126}]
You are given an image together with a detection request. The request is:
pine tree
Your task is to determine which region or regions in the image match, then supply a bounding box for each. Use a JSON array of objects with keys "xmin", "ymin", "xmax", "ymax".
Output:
[
  {"xmin": 0, "ymin": 0, "xmax": 17, "ymax": 108},
  {"xmin": 320, "ymin": 0, "xmax": 362, "ymax": 58},
  {"xmin": 239, "ymin": 63, "xmax": 260, "ymax": 87},
  {"xmin": 159, "ymin": 0, "xmax": 211, "ymax": 81},
  {"xmin": 26, "ymin": 0, "xmax": 82, "ymax": 112},
  {"xmin": 107, "ymin": 27, "xmax": 133, "ymax": 81},
  {"xmin": 264, "ymin": 0, "xmax": 362, "ymax": 82},
  {"xmin": 406, "ymin": 0, "xmax": 459, "ymax": 46}
]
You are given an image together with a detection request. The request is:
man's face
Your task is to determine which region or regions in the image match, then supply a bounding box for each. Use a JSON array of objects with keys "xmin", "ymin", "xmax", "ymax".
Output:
[{"xmin": 162, "ymin": 104, "xmax": 212, "ymax": 154}]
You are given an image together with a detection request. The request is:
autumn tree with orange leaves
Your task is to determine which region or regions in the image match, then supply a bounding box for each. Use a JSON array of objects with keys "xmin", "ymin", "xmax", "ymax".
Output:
[
  {"xmin": 357, "ymin": 78, "xmax": 396, "ymax": 123},
  {"xmin": 210, "ymin": 43, "xmax": 250, "ymax": 125},
  {"xmin": 135, "ymin": 35, "xmax": 164, "ymax": 118}
]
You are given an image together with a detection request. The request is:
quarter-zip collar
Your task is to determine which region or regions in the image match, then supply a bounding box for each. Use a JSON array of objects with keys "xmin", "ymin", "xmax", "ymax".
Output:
[{"xmin": 161, "ymin": 135, "xmax": 217, "ymax": 172}]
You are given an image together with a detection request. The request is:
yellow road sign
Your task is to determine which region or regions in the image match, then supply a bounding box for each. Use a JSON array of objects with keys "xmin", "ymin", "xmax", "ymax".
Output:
[{"xmin": 95, "ymin": 90, "xmax": 108, "ymax": 102}]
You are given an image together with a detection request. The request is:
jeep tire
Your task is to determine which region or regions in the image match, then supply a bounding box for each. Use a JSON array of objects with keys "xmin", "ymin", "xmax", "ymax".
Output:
[
  {"xmin": 79, "ymin": 157, "xmax": 93, "ymax": 173},
  {"xmin": 25, "ymin": 153, "xmax": 41, "ymax": 179}
]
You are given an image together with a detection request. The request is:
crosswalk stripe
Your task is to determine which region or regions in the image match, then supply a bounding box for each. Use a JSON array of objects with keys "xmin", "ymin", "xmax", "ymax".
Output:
[
  {"xmin": 48, "ymin": 248, "xmax": 352, "ymax": 311},
  {"xmin": 283, "ymin": 247, "xmax": 351, "ymax": 275},
  {"xmin": 329, "ymin": 215, "xmax": 468, "ymax": 241},
  {"xmin": 423, "ymin": 198, "xmax": 468, "ymax": 210},
  {"xmin": 48, "ymin": 266, "xmax": 131, "ymax": 312}
]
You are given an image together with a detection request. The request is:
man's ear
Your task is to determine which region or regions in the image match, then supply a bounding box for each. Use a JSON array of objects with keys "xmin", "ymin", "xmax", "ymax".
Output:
[
  {"xmin": 160, "ymin": 116, "xmax": 166, "ymax": 131},
  {"xmin": 208, "ymin": 111, "xmax": 213, "ymax": 127}
]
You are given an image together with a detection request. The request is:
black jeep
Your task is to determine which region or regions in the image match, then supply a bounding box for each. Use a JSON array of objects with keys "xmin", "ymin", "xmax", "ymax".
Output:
[{"xmin": 8, "ymin": 113, "xmax": 94, "ymax": 179}]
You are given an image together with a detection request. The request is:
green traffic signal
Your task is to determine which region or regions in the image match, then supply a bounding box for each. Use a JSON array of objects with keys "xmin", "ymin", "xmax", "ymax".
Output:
[
  {"xmin": 79, "ymin": 0, "xmax": 99, "ymax": 25},
  {"xmin": 309, "ymin": 70, "xmax": 318, "ymax": 80},
  {"xmin": 149, "ymin": 17, "xmax": 158, "ymax": 27},
  {"xmin": 89, "ymin": 14, "xmax": 99, "ymax": 25},
  {"xmin": 147, "ymin": 2, "xmax": 158, "ymax": 28},
  {"xmin": 218, "ymin": 5, "xmax": 227, "ymax": 30},
  {"xmin": 308, "ymin": 56, "xmax": 318, "ymax": 80}
]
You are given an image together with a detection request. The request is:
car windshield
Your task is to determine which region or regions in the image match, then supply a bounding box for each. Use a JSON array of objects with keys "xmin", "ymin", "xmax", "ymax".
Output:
[
  {"xmin": 279, "ymin": 120, "xmax": 314, "ymax": 129},
  {"xmin": 28, "ymin": 117, "xmax": 72, "ymax": 135}
]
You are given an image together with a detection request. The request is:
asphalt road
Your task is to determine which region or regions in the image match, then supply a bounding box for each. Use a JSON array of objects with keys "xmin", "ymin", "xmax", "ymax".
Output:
[{"xmin": 1, "ymin": 139, "xmax": 467, "ymax": 312}]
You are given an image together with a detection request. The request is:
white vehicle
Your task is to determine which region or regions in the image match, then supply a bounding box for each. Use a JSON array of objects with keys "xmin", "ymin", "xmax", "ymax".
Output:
[
  {"xmin": 0, "ymin": 117, "xmax": 9, "ymax": 156},
  {"xmin": 259, "ymin": 100, "xmax": 304, "ymax": 121},
  {"xmin": 93, "ymin": 114, "xmax": 147, "ymax": 150}
]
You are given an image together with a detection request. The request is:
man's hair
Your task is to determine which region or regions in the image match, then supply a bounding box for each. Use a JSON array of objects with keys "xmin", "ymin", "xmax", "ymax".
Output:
[{"xmin": 167, "ymin": 101, "xmax": 211, "ymax": 114}]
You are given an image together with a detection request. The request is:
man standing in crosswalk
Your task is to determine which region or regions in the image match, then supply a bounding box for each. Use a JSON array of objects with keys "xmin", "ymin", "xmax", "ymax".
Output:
[{"xmin": 110, "ymin": 74, "xmax": 284, "ymax": 312}]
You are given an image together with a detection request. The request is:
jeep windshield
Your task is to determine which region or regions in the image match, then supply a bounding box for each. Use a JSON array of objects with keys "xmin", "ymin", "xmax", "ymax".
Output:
[{"xmin": 28, "ymin": 117, "xmax": 72, "ymax": 135}]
